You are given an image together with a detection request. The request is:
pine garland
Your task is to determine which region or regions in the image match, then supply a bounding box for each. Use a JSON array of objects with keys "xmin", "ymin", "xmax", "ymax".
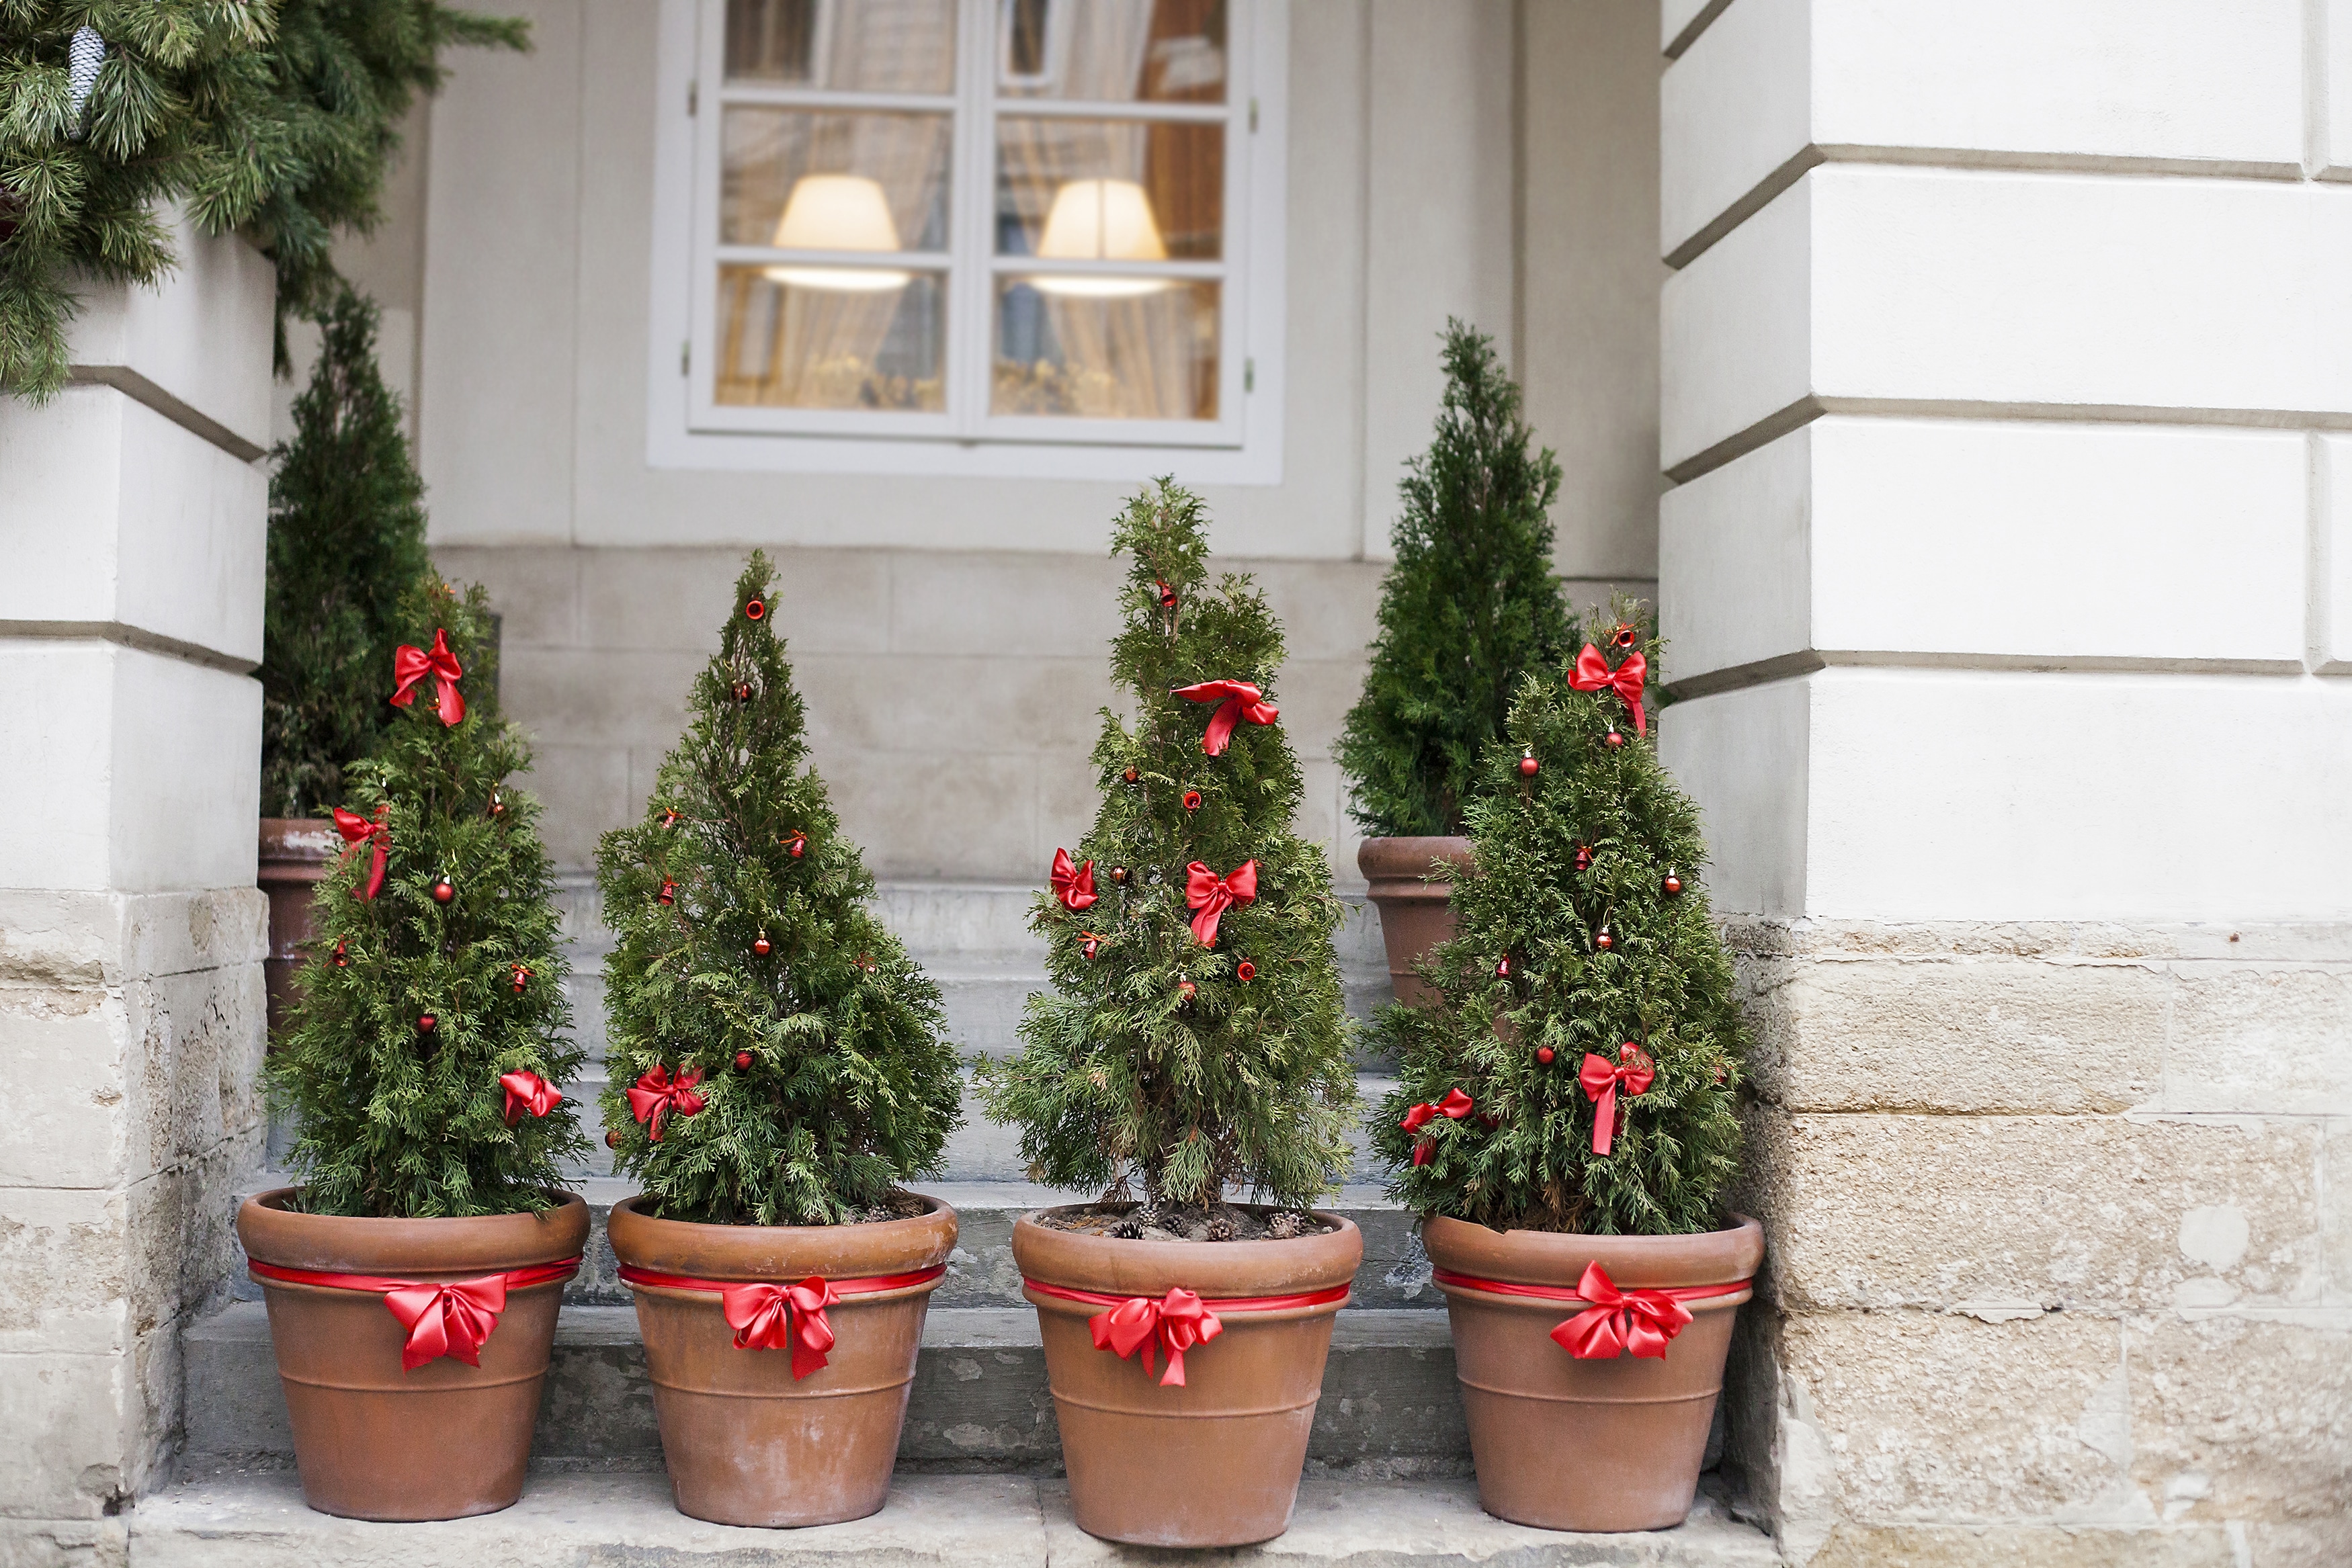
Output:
[{"xmin": 0, "ymin": 0, "xmax": 525, "ymax": 399}]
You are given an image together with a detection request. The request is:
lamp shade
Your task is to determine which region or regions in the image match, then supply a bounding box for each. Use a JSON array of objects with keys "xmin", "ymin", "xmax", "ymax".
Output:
[
  {"xmin": 1030, "ymin": 178, "xmax": 1174, "ymax": 298},
  {"xmin": 764, "ymin": 174, "xmax": 911, "ymax": 292}
]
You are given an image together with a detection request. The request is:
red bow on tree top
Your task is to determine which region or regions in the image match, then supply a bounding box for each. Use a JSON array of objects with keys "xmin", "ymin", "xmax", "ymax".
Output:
[
  {"xmin": 499, "ymin": 1070, "xmax": 561, "ymax": 1127},
  {"xmin": 1051, "ymin": 848, "xmax": 1097, "ymax": 911},
  {"xmin": 1090, "ymin": 1287, "xmax": 1223, "ymax": 1387},
  {"xmin": 1184, "ymin": 859, "xmax": 1257, "ymax": 946},
  {"xmin": 1580, "ymin": 1046, "xmax": 1654, "ymax": 1156},
  {"xmin": 391, "ymin": 628, "xmax": 466, "ymax": 727},
  {"xmin": 1568, "ymin": 644, "xmax": 1646, "ymax": 736},
  {"xmin": 720, "ymin": 1277, "xmax": 841, "ymax": 1379},
  {"xmin": 331, "ymin": 805, "xmax": 390, "ymax": 900},
  {"xmin": 1170, "ymin": 680, "xmax": 1279, "ymax": 756},
  {"xmin": 1550, "ymin": 1262, "xmax": 1696, "ymax": 1361},
  {"xmin": 627, "ymin": 1064, "xmax": 706, "ymax": 1141}
]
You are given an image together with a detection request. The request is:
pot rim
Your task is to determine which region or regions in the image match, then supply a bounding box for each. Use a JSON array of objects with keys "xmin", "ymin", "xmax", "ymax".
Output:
[
  {"xmin": 1420, "ymin": 1210, "xmax": 1763, "ymax": 1294},
  {"xmin": 1013, "ymin": 1203, "xmax": 1362, "ymax": 1303},
  {"xmin": 238, "ymin": 1186, "xmax": 590, "ymax": 1276},
  {"xmin": 607, "ymin": 1191, "xmax": 959, "ymax": 1284},
  {"xmin": 1356, "ymin": 834, "xmax": 1474, "ymax": 878}
]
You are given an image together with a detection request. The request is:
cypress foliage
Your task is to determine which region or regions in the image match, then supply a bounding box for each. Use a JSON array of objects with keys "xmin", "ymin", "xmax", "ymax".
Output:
[
  {"xmin": 1368, "ymin": 603, "xmax": 1745, "ymax": 1236},
  {"xmin": 260, "ymin": 287, "xmax": 432, "ymax": 819},
  {"xmin": 1337, "ymin": 320, "xmax": 1572, "ymax": 838},
  {"xmin": 597, "ymin": 554, "xmax": 962, "ymax": 1227},
  {"xmin": 0, "ymin": 0, "xmax": 525, "ymax": 399},
  {"xmin": 976, "ymin": 480, "xmax": 1357, "ymax": 1214},
  {"xmin": 269, "ymin": 580, "xmax": 586, "ymax": 1218}
]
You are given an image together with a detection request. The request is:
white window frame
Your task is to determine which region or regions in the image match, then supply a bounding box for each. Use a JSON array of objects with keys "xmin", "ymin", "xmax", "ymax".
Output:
[{"xmin": 645, "ymin": 0, "xmax": 1288, "ymax": 482}]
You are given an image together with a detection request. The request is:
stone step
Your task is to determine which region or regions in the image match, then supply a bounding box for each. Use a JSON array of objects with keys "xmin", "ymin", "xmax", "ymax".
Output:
[
  {"xmin": 183, "ymin": 1303, "xmax": 1475, "ymax": 1475},
  {"xmin": 135, "ymin": 1469, "xmax": 1776, "ymax": 1566}
]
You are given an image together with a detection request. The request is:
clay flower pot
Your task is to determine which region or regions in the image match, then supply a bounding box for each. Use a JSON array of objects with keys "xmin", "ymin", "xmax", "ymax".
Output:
[
  {"xmin": 237, "ymin": 1187, "xmax": 589, "ymax": 1520},
  {"xmin": 257, "ymin": 818, "xmax": 341, "ymax": 1039},
  {"xmin": 1357, "ymin": 836, "xmax": 1472, "ymax": 1006},
  {"xmin": 1013, "ymin": 1207, "xmax": 1363, "ymax": 1547},
  {"xmin": 607, "ymin": 1194, "xmax": 958, "ymax": 1527},
  {"xmin": 1424, "ymin": 1212, "xmax": 1764, "ymax": 1532}
]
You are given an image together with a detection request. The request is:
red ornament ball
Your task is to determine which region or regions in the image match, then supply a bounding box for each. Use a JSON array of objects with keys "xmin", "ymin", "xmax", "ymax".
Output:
[
  {"xmin": 1178, "ymin": 979, "xmax": 1197, "ymax": 1004},
  {"xmin": 1183, "ymin": 790, "xmax": 1203, "ymax": 811},
  {"xmin": 605, "ymin": 1129, "xmax": 622, "ymax": 1149},
  {"xmin": 1536, "ymin": 1045, "xmax": 1556, "ymax": 1065},
  {"xmin": 488, "ymin": 791, "xmax": 506, "ymax": 818},
  {"xmin": 1595, "ymin": 926, "xmax": 1615, "ymax": 951},
  {"xmin": 1604, "ymin": 730, "xmax": 1626, "ymax": 750},
  {"xmin": 659, "ymin": 880, "xmax": 677, "ymax": 906},
  {"xmin": 733, "ymin": 682, "xmax": 753, "ymax": 703},
  {"xmin": 417, "ymin": 1013, "xmax": 437, "ymax": 1034},
  {"xmin": 331, "ymin": 941, "xmax": 349, "ymax": 968},
  {"xmin": 1236, "ymin": 959, "xmax": 1256, "ymax": 982},
  {"xmin": 1663, "ymin": 873, "xmax": 1683, "ymax": 896},
  {"xmin": 1519, "ymin": 750, "xmax": 1539, "ymax": 777},
  {"xmin": 753, "ymin": 932, "xmax": 771, "ymax": 957},
  {"xmin": 432, "ymin": 877, "xmax": 454, "ymax": 904},
  {"xmin": 1109, "ymin": 866, "xmax": 1129, "ymax": 884},
  {"xmin": 745, "ymin": 598, "xmax": 766, "ymax": 621},
  {"xmin": 734, "ymin": 1051, "xmax": 754, "ymax": 1070},
  {"xmin": 1122, "ymin": 766, "xmax": 1139, "ymax": 785}
]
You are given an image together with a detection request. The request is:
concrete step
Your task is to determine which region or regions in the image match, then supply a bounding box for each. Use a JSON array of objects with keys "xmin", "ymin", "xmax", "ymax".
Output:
[
  {"xmin": 135, "ymin": 1469, "xmax": 1777, "ymax": 1566},
  {"xmin": 183, "ymin": 1303, "xmax": 1475, "ymax": 1475}
]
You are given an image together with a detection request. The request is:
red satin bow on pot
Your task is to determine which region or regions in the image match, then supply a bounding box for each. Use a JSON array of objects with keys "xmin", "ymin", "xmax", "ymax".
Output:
[
  {"xmin": 628, "ymin": 1064, "xmax": 706, "ymax": 1141},
  {"xmin": 384, "ymin": 1275, "xmax": 509, "ymax": 1371},
  {"xmin": 1090, "ymin": 1287, "xmax": 1224, "ymax": 1387},
  {"xmin": 1568, "ymin": 644, "xmax": 1647, "ymax": 736},
  {"xmin": 1170, "ymin": 680, "xmax": 1279, "ymax": 756},
  {"xmin": 499, "ymin": 1070, "xmax": 561, "ymax": 1126},
  {"xmin": 1051, "ymin": 847, "xmax": 1097, "ymax": 911},
  {"xmin": 1185, "ymin": 859, "xmax": 1257, "ymax": 946},
  {"xmin": 331, "ymin": 806, "xmax": 390, "ymax": 900},
  {"xmin": 720, "ymin": 1276, "xmax": 842, "ymax": 1379},
  {"xmin": 1580, "ymin": 1049, "xmax": 1654, "ymax": 1155},
  {"xmin": 1550, "ymin": 1262, "xmax": 1695, "ymax": 1361},
  {"xmin": 390, "ymin": 628, "xmax": 466, "ymax": 727}
]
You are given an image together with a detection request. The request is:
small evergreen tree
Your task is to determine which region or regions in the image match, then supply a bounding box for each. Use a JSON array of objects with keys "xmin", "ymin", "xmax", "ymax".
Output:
[
  {"xmin": 597, "ymin": 554, "xmax": 962, "ymax": 1227},
  {"xmin": 1368, "ymin": 603, "xmax": 1745, "ymax": 1235},
  {"xmin": 270, "ymin": 580, "xmax": 586, "ymax": 1217},
  {"xmin": 977, "ymin": 480, "xmax": 1357, "ymax": 1218},
  {"xmin": 1337, "ymin": 320, "xmax": 1572, "ymax": 838},
  {"xmin": 260, "ymin": 288, "xmax": 433, "ymax": 819}
]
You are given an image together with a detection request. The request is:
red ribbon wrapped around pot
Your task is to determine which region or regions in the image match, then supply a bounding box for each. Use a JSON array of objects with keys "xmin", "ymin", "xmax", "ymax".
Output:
[
  {"xmin": 1024, "ymin": 1278, "xmax": 1353, "ymax": 1387},
  {"xmin": 1051, "ymin": 847, "xmax": 1097, "ymax": 911},
  {"xmin": 390, "ymin": 628, "xmax": 466, "ymax": 728},
  {"xmin": 1428, "ymin": 1262, "xmax": 1747, "ymax": 1362},
  {"xmin": 627, "ymin": 1063, "xmax": 706, "ymax": 1141},
  {"xmin": 616, "ymin": 1264, "xmax": 946, "ymax": 1381},
  {"xmin": 1170, "ymin": 680, "xmax": 1279, "ymax": 756},
  {"xmin": 1568, "ymin": 643, "xmax": 1646, "ymax": 736},
  {"xmin": 331, "ymin": 806, "xmax": 391, "ymax": 900},
  {"xmin": 1580, "ymin": 1049, "xmax": 1653, "ymax": 1155},
  {"xmin": 1184, "ymin": 859, "xmax": 1257, "ymax": 946},
  {"xmin": 499, "ymin": 1070, "xmax": 560, "ymax": 1125},
  {"xmin": 246, "ymin": 1258, "xmax": 581, "ymax": 1371}
]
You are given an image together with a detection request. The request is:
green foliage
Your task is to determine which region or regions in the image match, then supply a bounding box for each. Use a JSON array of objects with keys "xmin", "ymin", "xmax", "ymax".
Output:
[
  {"xmin": 1368, "ymin": 601, "xmax": 1746, "ymax": 1235},
  {"xmin": 259, "ymin": 287, "xmax": 430, "ymax": 818},
  {"xmin": 0, "ymin": 0, "xmax": 526, "ymax": 399},
  {"xmin": 1337, "ymin": 320, "xmax": 1572, "ymax": 838},
  {"xmin": 976, "ymin": 480, "xmax": 1357, "ymax": 1211},
  {"xmin": 597, "ymin": 554, "xmax": 962, "ymax": 1227},
  {"xmin": 269, "ymin": 580, "xmax": 587, "ymax": 1218}
]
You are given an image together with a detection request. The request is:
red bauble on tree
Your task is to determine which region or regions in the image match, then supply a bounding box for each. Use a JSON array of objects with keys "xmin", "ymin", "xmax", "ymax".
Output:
[
  {"xmin": 432, "ymin": 875, "xmax": 454, "ymax": 904},
  {"xmin": 1536, "ymin": 1045, "xmax": 1555, "ymax": 1065},
  {"xmin": 1519, "ymin": 749, "xmax": 1538, "ymax": 777},
  {"xmin": 1663, "ymin": 871, "xmax": 1683, "ymax": 896},
  {"xmin": 417, "ymin": 1012, "xmax": 437, "ymax": 1035},
  {"xmin": 1595, "ymin": 926, "xmax": 1614, "ymax": 951},
  {"xmin": 753, "ymin": 931, "xmax": 771, "ymax": 957},
  {"xmin": 734, "ymin": 1051, "xmax": 754, "ymax": 1070},
  {"xmin": 1235, "ymin": 959, "xmax": 1256, "ymax": 982},
  {"xmin": 1604, "ymin": 730, "xmax": 1625, "ymax": 750}
]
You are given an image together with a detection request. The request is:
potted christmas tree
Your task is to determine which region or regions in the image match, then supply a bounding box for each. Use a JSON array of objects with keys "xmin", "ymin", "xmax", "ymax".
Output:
[
  {"xmin": 1339, "ymin": 320, "xmax": 1571, "ymax": 1004},
  {"xmin": 596, "ymin": 554, "xmax": 962, "ymax": 1528},
  {"xmin": 1368, "ymin": 603, "xmax": 1761, "ymax": 1532},
  {"xmin": 241, "ymin": 581, "xmax": 589, "ymax": 1522},
  {"xmin": 978, "ymin": 482, "xmax": 1361, "ymax": 1549},
  {"xmin": 258, "ymin": 290, "xmax": 435, "ymax": 1036}
]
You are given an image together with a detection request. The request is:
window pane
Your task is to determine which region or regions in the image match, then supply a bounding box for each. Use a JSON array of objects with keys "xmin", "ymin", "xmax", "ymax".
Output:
[
  {"xmin": 993, "ymin": 276, "xmax": 1217, "ymax": 420},
  {"xmin": 726, "ymin": 0, "xmax": 957, "ymax": 93},
  {"xmin": 715, "ymin": 265, "xmax": 946, "ymax": 410},
  {"xmin": 997, "ymin": 0, "xmax": 1226, "ymax": 103},
  {"xmin": 995, "ymin": 118, "xmax": 1221, "ymax": 261},
  {"xmin": 722, "ymin": 109, "xmax": 952, "ymax": 252}
]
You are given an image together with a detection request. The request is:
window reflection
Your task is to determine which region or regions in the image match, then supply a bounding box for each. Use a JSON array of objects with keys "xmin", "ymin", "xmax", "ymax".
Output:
[
  {"xmin": 995, "ymin": 0, "xmax": 1226, "ymax": 103},
  {"xmin": 994, "ymin": 277, "xmax": 1217, "ymax": 420},
  {"xmin": 726, "ymin": 0, "xmax": 958, "ymax": 93},
  {"xmin": 716, "ymin": 266, "xmax": 946, "ymax": 410}
]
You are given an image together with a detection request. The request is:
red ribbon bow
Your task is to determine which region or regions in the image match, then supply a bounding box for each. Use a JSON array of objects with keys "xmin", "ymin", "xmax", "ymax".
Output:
[
  {"xmin": 1089, "ymin": 1287, "xmax": 1224, "ymax": 1387},
  {"xmin": 1580, "ymin": 1049, "xmax": 1654, "ymax": 1156},
  {"xmin": 1568, "ymin": 644, "xmax": 1646, "ymax": 736},
  {"xmin": 1052, "ymin": 848, "xmax": 1097, "ymax": 911},
  {"xmin": 499, "ymin": 1070, "xmax": 560, "ymax": 1126},
  {"xmin": 383, "ymin": 1275, "xmax": 509, "ymax": 1371},
  {"xmin": 627, "ymin": 1064, "xmax": 706, "ymax": 1141},
  {"xmin": 1550, "ymin": 1262, "xmax": 1696, "ymax": 1360},
  {"xmin": 331, "ymin": 805, "xmax": 390, "ymax": 900},
  {"xmin": 720, "ymin": 1276, "xmax": 842, "ymax": 1379},
  {"xmin": 1184, "ymin": 859, "xmax": 1258, "ymax": 947},
  {"xmin": 1400, "ymin": 1088, "xmax": 1474, "ymax": 1165},
  {"xmin": 390, "ymin": 628, "xmax": 466, "ymax": 727},
  {"xmin": 1170, "ymin": 680, "xmax": 1279, "ymax": 756}
]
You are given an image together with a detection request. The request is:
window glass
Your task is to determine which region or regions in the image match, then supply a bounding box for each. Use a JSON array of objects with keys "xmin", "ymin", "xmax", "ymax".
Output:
[
  {"xmin": 716, "ymin": 265, "xmax": 947, "ymax": 410},
  {"xmin": 997, "ymin": 0, "xmax": 1226, "ymax": 103},
  {"xmin": 720, "ymin": 108, "xmax": 952, "ymax": 251},
  {"xmin": 994, "ymin": 118, "xmax": 1222, "ymax": 261},
  {"xmin": 726, "ymin": 0, "xmax": 958, "ymax": 93},
  {"xmin": 993, "ymin": 276, "xmax": 1218, "ymax": 420}
]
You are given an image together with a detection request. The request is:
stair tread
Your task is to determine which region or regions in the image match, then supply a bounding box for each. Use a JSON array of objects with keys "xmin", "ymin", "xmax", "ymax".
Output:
[{"xmin": 133, "ymin": 1469, "xmax": 1775, "ymax": 1565}]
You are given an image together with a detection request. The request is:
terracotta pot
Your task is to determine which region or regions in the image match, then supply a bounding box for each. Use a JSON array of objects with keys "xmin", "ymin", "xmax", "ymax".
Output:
[
  {"xmin": 1424, "ymin": 1213, "xmax": 1765, "ymax": 1532},
  {"xmin": 1013, "ymin": 1207, "xmax": 1363, "ymax": 1547},
  {"xmin": 1357, "ymin": 836, "xmax": 1472, "ymax": 1006},
  {"xmin": 237, "ymin": 1187, "xmax": 589, "ymax": 1520},
  {"xmin": 607, "ymin": 1194, "xmax": 958, "ymax": 1527},
  {"xmin": 258, "ymin": 818, "xmax": 341, "ymax": 1041}
]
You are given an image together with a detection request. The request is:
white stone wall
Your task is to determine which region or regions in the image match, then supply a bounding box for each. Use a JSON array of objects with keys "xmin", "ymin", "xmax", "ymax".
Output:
[
  {"xmin": 0, "ymin": 220, "xmax": 274, "ymax": 1557},
  {"xmin": 1657, "ymin": 3, "xmax": 2352, "ymax": 1560}
]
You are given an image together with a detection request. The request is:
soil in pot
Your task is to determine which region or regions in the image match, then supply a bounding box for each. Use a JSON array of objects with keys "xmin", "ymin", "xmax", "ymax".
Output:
[
  {"xmin": 237, "ymin": 1187, "xmax": 589, "ymax": 1521},
  {"xmin": 1424, "ymin": 1213, "xmax": 1764, "ymax": 1532},
  {"xmin": 607, "ymin": 1193, "xmax": 958, "ymax": 1528},
  {"xmin": 257, "ymin": 819, "xmax": 341, "ymax": 1039},
  {"xmin": 1357, "ymin": 836, "xmax": 1472, "ymax": 1006},
  {"xmin": 1013, "ymin": 1203, "xmax": 1362, "ymax": 1548}
]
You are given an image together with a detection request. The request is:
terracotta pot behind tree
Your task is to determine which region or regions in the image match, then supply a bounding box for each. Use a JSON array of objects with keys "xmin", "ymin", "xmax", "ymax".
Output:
[
  {"xmin": 257, "ymin": 818, "xmax": 342, "ymax": 1040},
  {"xmin": 1013, "ymin": 1208, "xmax": 1362, "ymax": 1548},
  {"xmin": 607, "ymin": 1195, "xmax": 958, "ymax": 1527},
  {"xmin": 237, "ymin": 1188, "xmax": 589, "ymax": 1520},
  {"xmin": 1424, "ymin": 1213, "xmax": 1764, "ymax": 1532},
  {"xmin": 1357, "ymin": 836, "xmax": 1473, "ymax": 1006}
]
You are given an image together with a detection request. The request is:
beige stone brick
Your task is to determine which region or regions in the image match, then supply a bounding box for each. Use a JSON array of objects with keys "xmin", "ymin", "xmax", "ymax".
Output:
[
  {"xmin": 888, "ymin": 552, "xmax": 1122, "ymax": 659},
  {"xmin": 2242, "ymin": 1519, "xmax": 2352, "ymax": 1567},
  {"xmin": 1809, "ymin": 1522, "xmax": 2234, "ymax": 1567},
  {"xmin": 500, "ymin": 648, "xmax": 701, "ymax": 749},
  {"xmin": 796, "ymin": 655, "xmax": 1111, "ymax": 757},
  {"xmin": 1239, "ymin": 559, "xmax": 1384, "ymax": 664},
  {"xmin": 2324, "ymin": 1121, "xmax": 2352, "ymax": 1309},
  {"xmin": 0, "ymin": 1515, "xmax": 128, "ymax": 1567},
  {"xmin": 0, "ymin": 1190, "xmax": 128, "ymax": 1356},
  {"xmin": 515, "ymin": 743, "xmax": 631, "ymax": 873},
  {"xmin": 1273, "ymin": 658, "xmax": 1362, "ymax": 764},
  {"xmin": 0, "ymin": 990, "xmax": 125, "ymax": 1190},
  {"xmin": 0, "ymin": 1351, "xmax": 132, "ymax": 1520},
  {"xmin": 828, "ymin": 751, "xmax": 1038, "ymax": 883},
  {"xmin": 431, "ymin": 545, "xmax": 580, "ymax": 649},
  {"xmin": 1746, "ymin": 1113, "xmax": 2321, "ymax": 1313},
  {"xmin": 2163, "ymin": 963, "xmax": 2352, "ymax": 1117},
  {"xmin": 2127, "ymin": 1314, "xmax": 2352, "ymax": 1528}
]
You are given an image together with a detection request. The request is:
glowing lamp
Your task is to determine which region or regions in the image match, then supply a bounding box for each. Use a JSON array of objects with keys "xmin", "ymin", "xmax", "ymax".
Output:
[{"xmin": 764, "ymin": 174, "xmax": 910, "ymax": 292}]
